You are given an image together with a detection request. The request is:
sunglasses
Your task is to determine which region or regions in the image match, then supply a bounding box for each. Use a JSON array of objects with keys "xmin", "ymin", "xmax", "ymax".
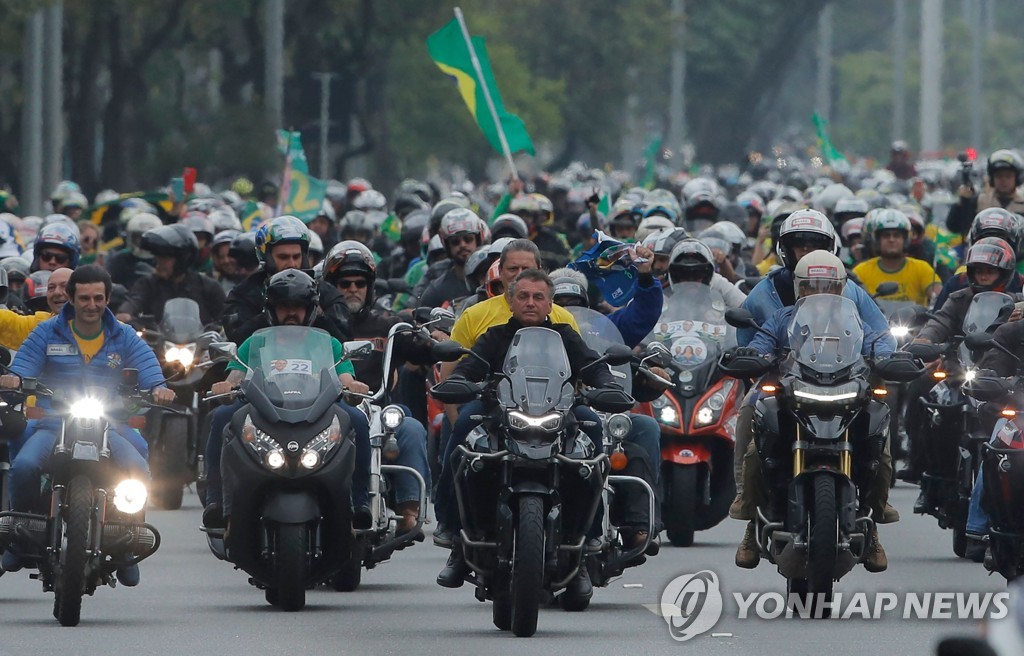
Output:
[
  {"xmin": 336, "ymin": 279, "xmax": 368, "ymax": 290},
  {"xmin": 40, "ymin": 251, "xmax": 70, "ymax": 264}
]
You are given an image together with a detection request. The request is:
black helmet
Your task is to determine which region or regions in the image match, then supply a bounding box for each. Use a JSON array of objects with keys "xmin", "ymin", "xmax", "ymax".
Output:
[
  {"xmin": 265, "ymin": 269, "xmax": 319, "ymax": 327},
  {"xmin": 393, "ymin": 193, "xmax": 428, "ymax": 219},
  {"xmin": 140, "ymin": 224, "xmax": 199, "ymax": 276},
  {"xmin": 228, "ymin": 232, "xmax": 260, "ymax": 270},
  {"xmin": 401, "ymin": 208, "xmax": 430, "ymax": 245}
]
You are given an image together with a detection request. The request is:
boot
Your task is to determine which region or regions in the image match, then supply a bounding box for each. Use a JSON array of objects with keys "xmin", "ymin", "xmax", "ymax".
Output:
[
  {"xmin": 436, "ymin": 548, "xmax": 468, "ymax": 588},
  {"xmin": 965, "ymin": 536, "xmax": 987, "ymax": 563},
  {"xmin": 864, "ymin": 528, "xmax": 888, "ymax": 573},
  {"xmin": 880, "ymin": 503, "xmax": 900, "ymax": 524},
  {"xmin": 396, "ymin": 501, "xmax": 422, "ymax": 539},
  {"xmin": 735, "ymin": 521, "xmax": 760, "ymax": 569},
  {"xmin": 564, "ymin": 565, "xmax": 593, "ymax": 602},
  {"xmin": 913, "ymin": 489, "xmax": 929, "ymax": 514}
]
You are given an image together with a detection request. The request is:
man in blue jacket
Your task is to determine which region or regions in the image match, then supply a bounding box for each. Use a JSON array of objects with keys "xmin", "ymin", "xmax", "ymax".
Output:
[{"xmin": 0, "ymin": 265, "xmax": 176, "ymax": 585}]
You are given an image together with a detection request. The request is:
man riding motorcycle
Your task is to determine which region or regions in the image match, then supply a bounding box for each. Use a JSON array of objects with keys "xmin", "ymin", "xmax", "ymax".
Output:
[
  {"xmin": 116, "ymin": 224, "xmax": 226, "ymax": 326},
  {"xmin": 852, "ymin": 209, "xmax": 941, "ymax": 306},
  {"xmin": 0, "ymin": 267, "xmax": 70, "ymax": 347},
  {"xmin": 0, "ymin": 265, "xmax": 177, "ymax": 584},
  {"xmin": 202, "ymin": 269, "xmax": 372, "ymax": 530},
  {"xmin": 106, "ymin": 212, "xmax": 162, "ymax": 289},
  {"xmin": 947, "ymin": 149, "xmax": 1024, "ymax": 236},
  {"xmin": 321, "ymin": 240, "xmax": 436, "ymax": 535},
  {"xmin": 731, "ymin": 251, "xmax": 896, "ymax": 571},
  {"xmin": 30, "ymin": 223, "xmax": 80, "ymax": 273},
  {"xmin": 417, "ymin": 209, "xmax": 489, "ymax": 310}
]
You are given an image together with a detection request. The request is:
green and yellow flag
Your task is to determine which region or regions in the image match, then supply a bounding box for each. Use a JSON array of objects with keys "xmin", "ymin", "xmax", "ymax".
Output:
[
  {"xmin": 277, "ymin": 130, "xmax": 327, "ymax": 223},
  {"xmin": 812, "ymin": 113, "xmax": 848, "ymax": 166},
  {"xmin": 426, "ymin": 17, "xmax": 535, "ymax": 157}
]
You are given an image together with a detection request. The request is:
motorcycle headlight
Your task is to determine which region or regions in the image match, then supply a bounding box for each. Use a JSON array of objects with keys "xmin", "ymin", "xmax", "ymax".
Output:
[
  {"xmin": 164, "ymin": 341, "xmax": 197, "ymax": 367},
  {"xmin": 607, "ymin": 413, "xmax": 632, "ymax": 440},
  {"xmin": 299, "ymin": 416, "xmax": 343, "ymax": 471},
  {"xmin": 694, "ymin": 379, "xmax": 736, "ymax": 427},
  {"xmin": 112, "ymin": 479, "xmax": 148, "ymax": 514},
  {"xmin": 965, "ymin": 368, "xmax": 978, "ymax": 382},
  {"xmin": 890, "ymin": 325, "xmax": 910, "ymax": 339},
  {"xmin": 265, "ymin": 449, "xmax": 286, "ymax": 470},
  {"xmin": 69, "ymin": 397, "xmax": 104, "ymax": 420},
  {"xmin": 300, "ymin": 450, "xmax": 320, "ymax": 469},
  {"xmin": 507, "ymin": 410, "xmax": 562, "ymax": 432},
  {"xmin": 658, "ymin": 405, "xmax": 680, "ymax": 428},
  {"xmin": 382, "ymin": 405, "xmax": 405, "ymax": 431},
  {"xmin": 791, "ymin": 380, "xmax": 861, "ymax": 404},
  {"xmin": 696, "ymin": 407, "xmax": 715, "ymax": 426}
]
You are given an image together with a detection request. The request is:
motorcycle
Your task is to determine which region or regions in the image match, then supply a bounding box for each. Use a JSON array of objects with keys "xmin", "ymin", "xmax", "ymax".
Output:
[
  {"xmin": 201, "ymin": 326, "xmax": 365, "ymax": 611},
  {"xmin": 430, "ymin": 330, "xmax": 635, "ymax": 637},
  {"xmin": 566, "ymin": 306, "xmax": 658, "ymax": 596},
  {"xmin": 642, "ymin": 282, "xmax": 741, "ymax": 546},
  {"xmin": 135, "ymin": 298, "xmax": 222, "ymax": 509},
  {"xmin": 330, "ymin": 310, "xmax": 452, "ymax": 591},
  {"xmin": 0, "ymin": 372, "xmax": 162, "ymax": 626},
  {"xmin": 907, "ymin": 291, "xmax": 1014, "ymax": 557},
  {"xmin": 722, "ymin": 296, "xmax": 923, "ymax": 617}
]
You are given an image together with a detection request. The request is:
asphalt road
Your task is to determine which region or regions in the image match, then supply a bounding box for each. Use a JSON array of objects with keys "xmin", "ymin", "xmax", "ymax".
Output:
[{"xmin": 0, "ymin": 483, "xmax": 1008, "ymax": 656}]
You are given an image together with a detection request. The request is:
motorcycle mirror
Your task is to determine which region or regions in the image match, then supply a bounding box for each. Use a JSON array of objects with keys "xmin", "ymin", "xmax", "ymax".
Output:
[
  {"xmin": 963, "ymin": 331, "xmax": 995, "ymax": 351},
  {"xmin": 904, "ymin": 342, "xmax": 944, "ymax": 362},
  {"xmin": 342, "ymin": 340, "xmax": 375, "ymax": 361},
  {"xmin": 719, "ymin": 353, "xmax": 769, "ymax": 379},
  {"xmin": 872, "ymin": 354, "xmax": 925, "ymax": 383},
  {"xmin": 121, "ymin": 368, "xmax": 139, "ymax": 388},
  {"xmin": 208, "ymin": 341, "xmax": 239, "ymax": 363},
  {"xmin": 963, "ymin": 375, "xmax": 1014, "ymax": 403},
  {"xmin": 433, "ymin": 340, "xmax": 470, "ymax": 363},
  {"xmin": 603, "ymin": 343, "xmax": 634, "ymax": 366},
  {"xmin": 725, "ymin": 308, "xmax": 759, "ymax": 330},
  {"xmin": 874, "ymin": 282, "xmax": 899, "ymax": 298}
]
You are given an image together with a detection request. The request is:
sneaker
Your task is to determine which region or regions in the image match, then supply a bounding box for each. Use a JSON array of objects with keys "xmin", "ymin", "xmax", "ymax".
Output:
[
  {"xmin": 436, "ymin": 548, "xmax": 468, "ymax": 589},
  {"xmin": 1, "ymin": 549, "xmax": 23, "ymax": 573},
  {"xmin": 116, "ymin": 563, "xmax": 140, "ymax": 587},
  {"xmin": 864, "ymin": 528, "xmax": 888, "ymax": 573},
  {"xmin": 735, "ymin": 521, "xmax": 760, "ymax": 569}
]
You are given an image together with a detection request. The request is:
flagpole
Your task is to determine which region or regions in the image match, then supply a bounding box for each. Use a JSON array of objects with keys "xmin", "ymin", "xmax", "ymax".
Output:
[{"xmin": 453, "ymin": 6, "xmax": 520, "ymax": 180}]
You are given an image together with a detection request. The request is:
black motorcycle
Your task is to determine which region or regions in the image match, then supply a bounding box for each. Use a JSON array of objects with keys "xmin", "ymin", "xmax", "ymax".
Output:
[
  {"xmin": 201, "ymin": 326, "xmax": 364, "ymax": 611},
  {"xmin": 431, "ymin": 329, "xmax": 634, "ymax": 637},
  {"xmin": 907, "ymin": 291, "xmax": 1014, "ymax": 557},
  {"xmin": 0, "ymin": 372, "xmax": 162, "ymax": 626},
  {"xmin": 723, "ymin": 296, "xmax": 922, "ymax": 617},
  {"xmin": 135, "ymin": 298, "xmax": 222, "ymax": 508}
]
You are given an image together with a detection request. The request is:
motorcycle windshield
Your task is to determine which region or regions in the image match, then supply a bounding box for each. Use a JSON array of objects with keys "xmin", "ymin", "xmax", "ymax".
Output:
[
  {"xmin": 567, "ymin": 306, "xmax": 631, "ymax": 395},
  {"xmin": 960, "ymin": 291, "xmax": 1014, "ymax": 365},
  {"xmin": 160, "ymin": 298, "xmax": 203, "ymax": 343},
  {"xmin": 245, "ymin": 327, "xmax": 337, "ymax": 411},
  {"xmin": 787, "ymin": 295, "xmax": 864, "ymax": 376},
  {"xmin": 497, "ymin": 327, "xmax": 572, "ymax": 416},
  {"xmin": 648, "ymin": 282, "xmax": 735, "ymax": 371}
]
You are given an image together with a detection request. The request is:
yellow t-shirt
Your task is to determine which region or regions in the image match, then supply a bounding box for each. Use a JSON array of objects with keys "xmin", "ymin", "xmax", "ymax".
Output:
[
  {"xmin": 71, "ymin": 322, "xmax": 105, "ymax": 364},
  {"xmin": 756, "ymin": 254, "xmax": 779, "ymax": 276},
  {"xmin": 852, "ymin": 257, "xmax": 940, "ymax": 306},
  {"xmin": 450, "ymin": 294, "xmax": 580, "ymax": 349}
]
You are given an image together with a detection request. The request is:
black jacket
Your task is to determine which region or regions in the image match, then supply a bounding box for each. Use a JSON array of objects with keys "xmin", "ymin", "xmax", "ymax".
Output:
[
  {"xmin": 418, "ymin": 266, "xmax": 473, "ymax": 309},
  {"xmin": 222, "ymin": 269, "xmax": 352, "ymax": 345},
  {"xmin": 106, "ymin": 249, "xmax": 154, "ymax": 289},
  {"xmin": 979, "ymin": 319, "xmax": 1024, "ymax": 376},
  {"xmin": 452, "ymin": 317, "xmax": 617, "ymax": 389},
  {"xmin": 349, "ymin": 306, "xmax": 435, "ymax": 391},
  {"xmin": 119, "ymin": 271, "xmax": 226, "ymax": 326}
]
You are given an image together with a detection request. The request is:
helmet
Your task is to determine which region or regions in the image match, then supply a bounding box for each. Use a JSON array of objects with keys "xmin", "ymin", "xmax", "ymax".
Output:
[
  {"xmin": 775, "ymin": 209, "xmax": 838, "ymax": 270},
  {"xmin": 322, "ymin": 240, "xmax": 377, "ymax": 284},
  {"xmin": 793, "ymin": 250, "xmax": 847, "ymax": 298},
  {"xmin": 485, "ymin": 260, "xmax": 502, "ymax": 298},
  {"xmin": 988, "ymin": 149, "xmax": 1024, "ymax": 185},
  {"xmin": 636, "ymin": 216, "xmax": 675, "ymax": 242},
  {"xmin": 353, "ymin": 189, "xmax": 387, "ymax": 212},
  {"xmin": 735, "ymin": 191, "xmax": 765, "ymax": 217},
  {"xmin": 840, "ymin": 218, "xmax": 865, "ymax": 243},
  {"xmin": 211, "ymin": 229, "xmax": 240, "ymax": 252},
  {"xmin": 642, "ymin": 202, "xmax": 679, "ymax": 225},
  {"xmin": 125, "ymin": 213, "xmax": 163, "ymax": 259},
  {"xmin": 970, "ymin": 207, "xmax": 1023, "ymax": 252},
  {"xmin": 24, "ymin": 270, "xmax": 51, "ymax": 312},
  {"xmin": 667, "ymin": 238, "xmax": 715, "ymax": 285},
  {"xmin": 965, "ymin": 237, "xmax": 1016, "ymax": 293},
  {"xmin": 255, "ymin": 215, "xmax": 310, "ymax": 267},
  {"xmin": 50, "ymin": 180, "xmax": 81, "ymax": 205},
  {"xmin": 346, "ymin": 178, "xmax": 372, "ymax": 195},
  {"xmin": 551, "ymin": 275, "xmax": 589, "ymax": 308},
  {"xmin": 644, "ymin": 227, "xmax": 689, "ymax": 256},
  {"xmin": 871, "ymin": 209, "xmax": 912, "ymax": 237},
  {"xmin": 465, "ymin": 247, "xmax": 495, "ymax": 283},
  {"xmin": 209, "ymin": 207, "xmax": 242, "ymax": 233},
  {"xmin": 812, "ymin": 183, "xmax": 855, "ymax": 214},
  {"xmin": 401, "ymin": 208, "xmax": 429, "ymax": 244},
  {"xmin": 228, "ymin": 231, "xmax": 260, "ymax": 270},
  {"xmin": 429, "ymin": 197, "xmax": 470, "ymax": 236},
  {"xmin": 325, "ymin": 180, "xmax": 346, "ymax": 202},
  {"xmin": 833, "ymin": 198, "xmax": 869, "ymax": 221},
  {"xmin": 439, "ymin": 208, "xmax": 487, "ymax": 254},
  {"xmin": 60, "ymin": 191, "xmax": 88, "ymax": 212},
  {"xmin": 700, "ymin": 221, "xmax": 745, "ymax": 254},
  {"xmin": 0, "ymin": 256, "xmax": 29, "ymax": 285},
  {"xmin": 265, "ymin": 269, "xmax": 320, "ymax": 327},
  {"xmin": 491, "ymin": 214, "xmax": 529, "ymax": 240},
  {"xmin": 315, "ymin": 199, "xmax": 337, "ymax": 225},
  {"xmin": 426, "ymin": 234, "xmax": 445, "ymax": 263},
  {"xmin": 42, "ymin": 213, "xmax": 79, "ymax": 236},
  {"xmin": 890, "ymin": 140, "xmax": 909, "ymax": 153},
  {"xmin": 182, "ymin": 212, "xmax": 215, "ymax": 243},
  {"xmin": 33, "ymin": 224, "xmax": 81, "ymax": 269},
  {"xmin": 392, "ymin": 193, "xmax": 427, "ymax": 219},
  {"xmin": 308, "ymin": 231, "xmax": 324, "ymax": 258},
  {"xmin": 139, "ymin": 224, "xmax": 199, "ymax": 276},
  {"xmin": 529, "ymin": 193, "xmax": 554, "ymax": 226},
  {"xmin": 94, "ymin": 189, "xmax": 119, "ymax": 206},
  {"xmin": 398, "ymin": 178, "xmax": 433, "ymax": 204},
  {"xmin": 231, "ymin": 177, "xmax": 254, "ymax": 197}
]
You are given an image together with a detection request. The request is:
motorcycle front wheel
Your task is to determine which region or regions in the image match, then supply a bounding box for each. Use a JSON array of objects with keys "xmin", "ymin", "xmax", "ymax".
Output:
[
  {"xmin": 56, "ymin": 475, "xmax": 93, "ymax": 627},
  {"xmin": 510, "ymin": 495, "xmax": 545, "ymax": 637}
]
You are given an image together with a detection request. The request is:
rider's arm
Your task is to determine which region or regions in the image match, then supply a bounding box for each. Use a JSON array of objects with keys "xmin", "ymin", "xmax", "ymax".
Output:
[
  {"xmin": 747, "ymin": 311, "xmax": 785, "ymax": 356},
  {"xmin": 562, "ymin": 328, "xmax": 617, "ymax": 389},
  {"xmin": 978, "ymin": 321, "xmax": 1024, "ymax": 376},
  {"xmin": 0, "ymin": 309, "xmax": 50, "ymax": 350},
  {"xmin": 117, "ymin": 275, "xmax": 151, "ymax": 319},
  {"xmin": 916, "ymin": 291, "xmax": 966, "ymax": 344},
  {"xmin": 607, "ymin": 273, "xmax": 663, "ymax": 349},
  {"xmin": 847, "ymin": 280, "xmax": 891, "ymax": 337},
  {"xmin": 122, "ymin": 323, "xmax": 169, "ymax": 391},
  {"xmin": 711, "ymin": 273, "xmax": 748, "ymax": 309},
  {"xmin": 8, "ymin": 321, "xmax": 49, "ymax": 379}
]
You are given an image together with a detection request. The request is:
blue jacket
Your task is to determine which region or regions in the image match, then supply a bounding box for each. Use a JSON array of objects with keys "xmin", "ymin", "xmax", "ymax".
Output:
[
  {"xmin": 748, "ymin": 305, "xmax": 896, "ymax": 358},
  {"xmin": 12, "ymin": 305, "xmax": 165, "ymax": 409},
  {"xmin": 609, "ymin": 274, "xmax": 664, "ymax": 348},
  {"xmin": 738, "ymin": 268, "xmax": 890, "ymax": 347}
]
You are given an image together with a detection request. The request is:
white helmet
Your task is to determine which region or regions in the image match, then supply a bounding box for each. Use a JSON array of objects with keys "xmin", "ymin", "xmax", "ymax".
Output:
[
  {"xmin": 308, "ymin": 231, "xmax": 324, "ymax": 257},
  {"xmin": 636, "ymin": 216, "xmax": 675, "ymax": 242},
  {"xmin": 775, "ymin": 209, "xmax": 838, "ymax": 270},
  {"xmin": 126, "ymin": 213, "xmax": 163, "ymax": 259},
  {"xmin": 793, "ymin": 250, "xmax": 847, "ymax": 298}
]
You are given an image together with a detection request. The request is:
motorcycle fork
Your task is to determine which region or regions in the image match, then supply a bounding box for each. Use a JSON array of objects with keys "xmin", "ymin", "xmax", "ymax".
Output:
[{"xmin": 793, "ymin": 424, "xmax": 805, "ymax": 477}]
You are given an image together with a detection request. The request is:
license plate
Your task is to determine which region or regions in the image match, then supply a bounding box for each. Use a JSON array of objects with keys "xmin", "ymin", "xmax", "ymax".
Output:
[{"xmin": 72, "ymin": 441, "xmax": 100, "ymax": 461}]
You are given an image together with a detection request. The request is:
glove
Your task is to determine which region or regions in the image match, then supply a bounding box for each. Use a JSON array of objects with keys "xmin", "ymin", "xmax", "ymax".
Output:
[{"xmin": 732, "ymin": 347, "xmax": 762, "ymax": 358}]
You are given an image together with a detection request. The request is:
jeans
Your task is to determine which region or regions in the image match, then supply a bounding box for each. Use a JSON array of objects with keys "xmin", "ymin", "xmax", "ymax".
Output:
[
  {"xmin": 965, "ymin": 418, "xmax": 1006, "ymax": 536},
  {"xmin": 9, "ymin": 417, "xmax": 149, "ymax": 463},
  {"xmin": 204, "ymin": 400, "xmax": 371, "ymax": 510},
  {"xmin": 627, "ymin": 413, "xmax": 662, "ymax": 485},
  {"xmin": 9, "ymin": 419, "xmax": 150, "ymax": 512},
  {"xmin": 434, "ymin": 401, "xmax": 606, "ymax": 529},
  {"xmin": 390, "ymin": 417, "xmax": 431, "ymax": 504}
]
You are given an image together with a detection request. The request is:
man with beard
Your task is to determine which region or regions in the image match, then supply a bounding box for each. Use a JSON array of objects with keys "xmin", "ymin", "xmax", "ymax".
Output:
[
  {"xmin": 322, "ymin": 241, "xmax": 436, "ymax": 536},
  {"xmin": 417, "ymin": 208, "xmax": 489, "ymax": 310}
]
